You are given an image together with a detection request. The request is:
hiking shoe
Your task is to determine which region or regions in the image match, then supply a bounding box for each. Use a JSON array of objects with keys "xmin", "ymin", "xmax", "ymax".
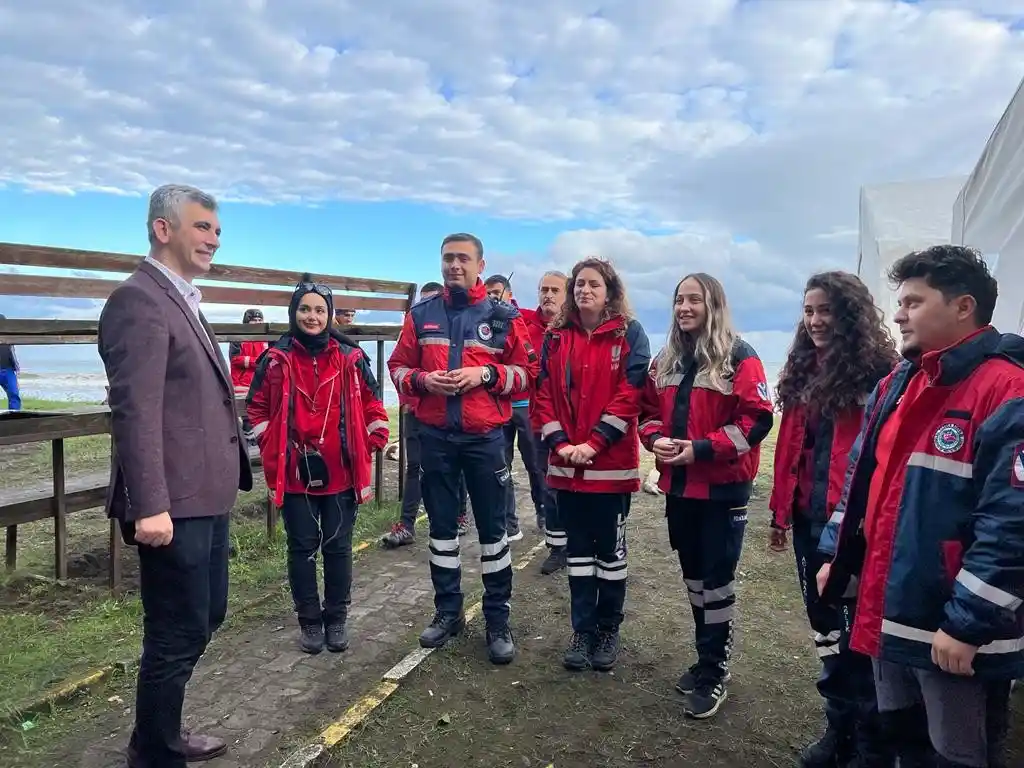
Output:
[
  {"xmin": 325, "ymin": 620, "xmax": 349, "ymax": 653},
  {"xmin": 591, "ymin": 629, "xmax": 620, "ymax": 671},
  {"xmin": 381, "ymin": 522, "xmax": 414, "ymax": 549},
  {"xmin": 457, "ymin": 515, "xmax": 470, "ymax": 536},
  {"xmin": 685, "ymin": 679, "xmax": 728, "ymax": 719},
  {"xmin": 418, "ymin": 611, "xmax": 465, "ymax": 648},
  {"xmin": 540, "ymin": 548, "xmax": 566, "ymax": 575},
  {"xmin": 299, "ymin": 622, "xmax": 325, "ymax": 654},
  {"xmin": 486, "ymin": 624, "xmax": 516, "ymax": 665},
  {"xmin": 562, "ymin": 631, "xmax": 591, "ymax": 671},
  {"xmin": 675, "ymin": 665, "xmax": 731, "ymax": 695},
  {"xmin": 507, "ymin": 526, "xmax": 524, "ymax": 542},
  {"xmin": 798, "ymin": 725, "xmax": 848, "ymax": 767}
]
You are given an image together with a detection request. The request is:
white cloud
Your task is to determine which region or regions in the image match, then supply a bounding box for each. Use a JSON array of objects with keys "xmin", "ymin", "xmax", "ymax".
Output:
[{"xmin": 2, "ymin": 0, "xmax": 1023, "ymax": 347}]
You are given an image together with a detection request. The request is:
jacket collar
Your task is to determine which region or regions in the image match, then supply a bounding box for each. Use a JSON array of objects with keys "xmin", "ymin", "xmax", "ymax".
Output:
[
  {"xmin": 443, "ymin": 279, "xmax": 487, "ymax": 308},
  {"xmin": 566, "ymin": 312, "xmax": 625, "ymax": 336},
  {"xmin": 916, "ymin": 326, "xmax": 998, "ymax": 385}
]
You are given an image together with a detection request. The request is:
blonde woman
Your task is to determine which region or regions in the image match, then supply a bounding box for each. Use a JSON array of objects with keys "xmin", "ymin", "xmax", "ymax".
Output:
[{"xmin": 638, "ymin": 273, "xmax": 773, "ymax": 719}]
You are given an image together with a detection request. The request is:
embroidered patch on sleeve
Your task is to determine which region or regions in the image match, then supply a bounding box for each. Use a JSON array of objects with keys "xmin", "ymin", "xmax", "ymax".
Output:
[
  {"xmin": 756, "ymin": 381, "xmax": 770, "ymax": 402},
  {"xmin": 1012, "ymin": 443, "xmax": 1024, "ymax": 489}
]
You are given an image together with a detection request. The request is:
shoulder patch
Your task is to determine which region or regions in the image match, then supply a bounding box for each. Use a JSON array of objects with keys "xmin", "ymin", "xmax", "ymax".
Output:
[
  {"xmin": 933, "ymin": 423, "xmax": 965, "ymax": 455},
  {"xmin": 1012, "ymin": 443, "xmax": 1024, "ymax": 488},
  {"xmin": 756, "ymin": 381, "xmax": 770, "ymax": 401}
]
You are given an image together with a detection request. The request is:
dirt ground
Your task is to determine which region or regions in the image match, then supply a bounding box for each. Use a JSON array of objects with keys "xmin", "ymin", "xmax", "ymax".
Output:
[{"xmin": 326, "ymin": 490, "xmax": 1024, "ymax": 768}]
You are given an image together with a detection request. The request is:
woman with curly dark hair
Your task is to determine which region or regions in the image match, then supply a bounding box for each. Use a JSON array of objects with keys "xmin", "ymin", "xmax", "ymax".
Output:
[{"xmin": 769, "ymin": 271, "xmax": 897, "ymax": 768}]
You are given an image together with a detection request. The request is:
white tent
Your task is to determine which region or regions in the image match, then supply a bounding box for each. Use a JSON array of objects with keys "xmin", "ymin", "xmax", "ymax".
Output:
[
  {"xmin": 951, "ymin": 77, "xmax": 1024, "ymax": 334},
  {"xmin": 857, "ymin": 176, "xmax": 966, "ymax": 338}
]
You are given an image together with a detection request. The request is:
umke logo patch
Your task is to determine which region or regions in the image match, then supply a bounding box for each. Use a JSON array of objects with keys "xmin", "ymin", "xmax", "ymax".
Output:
[{"xmin": 1013, "ymin": 443, "xmax": 1024, "ymax": 489}]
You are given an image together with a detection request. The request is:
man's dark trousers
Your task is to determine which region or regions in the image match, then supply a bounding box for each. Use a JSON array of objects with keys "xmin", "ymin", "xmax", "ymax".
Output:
[
  {"xmin": 502, "ymin": 406, "xmax": 546, "ymax": 531},
  {"xmin": 534, "ymin": 435, "xmax": 562, "ymax": 548},
  {"xmin": 130, "ymin": 514, "xmax": 229, "ymax": 768},
  {"xmin": 401, "ymin": 410, "xmax": 468, "ymax": 530},
  {"xmin": 420, "ymin": 427, "xmax": 512, "ymax": 628}
]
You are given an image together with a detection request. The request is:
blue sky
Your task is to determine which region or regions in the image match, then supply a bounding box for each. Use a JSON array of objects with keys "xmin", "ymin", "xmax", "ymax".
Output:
[{"xmin": 3, "ymin": 0, "xmax": 1024, "ymax": 390}]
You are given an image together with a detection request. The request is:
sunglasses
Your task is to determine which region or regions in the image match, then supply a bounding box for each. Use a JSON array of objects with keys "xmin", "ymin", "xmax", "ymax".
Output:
[{"xmin": 298, "ymin": 281, "xmax": 332, "ymax": 299}]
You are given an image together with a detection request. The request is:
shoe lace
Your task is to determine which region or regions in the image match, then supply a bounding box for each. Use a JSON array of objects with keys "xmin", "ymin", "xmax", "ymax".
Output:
[
  {"xmin": 570, "ymin": 632, "xmax": 589, "ymax": 652},
  {"xmin": 596, "ymin": 631, "xmax": 616, "ymax": 653},
  {"xmin": 488, "ymin": 625, "xmax": 512, "ymax": 642}
]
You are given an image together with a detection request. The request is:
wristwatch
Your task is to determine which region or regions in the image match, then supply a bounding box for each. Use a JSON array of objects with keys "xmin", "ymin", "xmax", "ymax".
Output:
[{"xmin": 480, "ymin": 366, "xmax": 493, "ymax": 386}]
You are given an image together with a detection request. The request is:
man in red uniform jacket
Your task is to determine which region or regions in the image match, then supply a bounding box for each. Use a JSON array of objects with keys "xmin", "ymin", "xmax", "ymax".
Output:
[{"xmin": 388, "ymin": 233, "xmax": 538, "ymax": 665}]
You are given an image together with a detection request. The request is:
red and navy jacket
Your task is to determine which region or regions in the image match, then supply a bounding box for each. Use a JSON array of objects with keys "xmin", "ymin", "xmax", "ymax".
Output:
[
  {"xmin": 819, "ymin": 327, "xmax": 1024, "ymax": 679},
  {"xmin": 522, "ymin": 306, "xmax": 554, "ymax": 430},
  {"xmin": 769, "ymin": 370, "xmax": 888, "ymax": 531},
  {"xmin": 639, "ymin": 339, "xmax": 774, "ymax": 503},
  {"xmin": 229, "ymin": 340, "xmax": 269, "ymax": 395},
  {"xmin": 534, "ymin": 314, "xmax": 650, "ymax": 494},
  {"xmin": 246, "ymin": 335, "xmax": 389, "ymax": 506},
  {"xmin": 387, "ymin": 280, "xmax": 538, "ymax": 434}
]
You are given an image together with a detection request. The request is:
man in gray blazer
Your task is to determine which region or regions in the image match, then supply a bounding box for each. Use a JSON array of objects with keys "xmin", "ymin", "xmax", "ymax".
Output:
[{"xmin": 98, "ymin": 184, "xmax": 253, "ymax": 768}]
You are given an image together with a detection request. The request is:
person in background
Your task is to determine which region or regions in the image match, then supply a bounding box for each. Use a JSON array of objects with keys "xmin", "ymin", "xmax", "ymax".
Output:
[
  {"xmin": 485, "ymin": 273, "xmax": 547, "ymax": 542},
  {"xmin": 818, "ymin": 246, "xmax": 1021, "ymax": 768},
  {"xmin": 388, "ymin": 233, "xmax": 538, "ymax": 665},
  {"xmin": 0, "ymin": 313, "xmax": 20, "ymax": 411},
  {"xmin": 98, "ymin": 184, "xmax": 253, "ymax": 767},
  {"xmin": 523, "ymin": 271, "xmax": 568, "ymax": 574},
  {"xmin": 334, "ymin": 307, "xmax": 356, "ymax": 327},
  {"xmin": 229, "ymin": 308, "xmax": 269, "ymax": 444},
  {"xmin": 535, "ymin": 258, "xmax": 650, "ymax": 672},
  {"xmin": 769, "ymin": 272, "xmax": 898, "ymax": 767},
  {"xmin": 247, "ymin": 274, "xmax": 389, "ymax": 654},
  {"xmin": 381, "ymin": 282, "xmax": 471, "ymax": 548},
  {"xmin": 639, "ymin": 272, "xmax": 774, "ymax": 720}
]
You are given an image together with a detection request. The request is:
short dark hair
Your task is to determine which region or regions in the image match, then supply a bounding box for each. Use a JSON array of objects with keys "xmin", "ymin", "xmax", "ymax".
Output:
[
  {"xmin": 441, "ymin": 232, "xmax": 483, "ymax": 259},
  {"xmin": 887, "ymin": 245, "xmax": 998, "ymax": 326},
  {"xmin": 420, "ymin": 281, "xmax": 443, "ymax": 295},
  {"xmin": 484, "ymin": 274, "xmax": 509, "ymax": 289}
]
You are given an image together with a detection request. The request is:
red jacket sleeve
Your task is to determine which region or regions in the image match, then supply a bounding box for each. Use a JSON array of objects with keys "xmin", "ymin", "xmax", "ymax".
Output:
[
  {"xmin": 638, "ymin": 358, "xmax": 666, "ymax": 451},
  {"xmin": 587, "ymin": 320, "xmax": 651, "ymax": 454},
  {"xmin": 534, "ymin": 332, "xmax": 570, "ymax": 452},
  {"xmin": 245, "ymin": 356, "xmax": 281, "ymax": 452},
  {"xmin": 387, "ymin": 313, "xmax": 427, "ymax": 396},
  {"xmin": 354, "ymin": 351, "xmax": 390, "ymax": 452},
  {"xmin": 691, "ymin": 356, "xmax": 775, "ymax": 462},
  {"xmin": 490, "ymin": 314, "xmax": 538, "ymax": 396}
]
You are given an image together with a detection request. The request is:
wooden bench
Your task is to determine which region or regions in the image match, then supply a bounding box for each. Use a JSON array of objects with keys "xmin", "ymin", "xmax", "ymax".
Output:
[{"xmin": 0, "ymin": 241, "xmax": 416, "ymax": 591}]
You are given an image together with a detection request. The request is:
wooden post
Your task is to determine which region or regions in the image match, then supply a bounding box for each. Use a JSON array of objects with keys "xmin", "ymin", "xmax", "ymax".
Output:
[
  {"xmin": 5, "ymin": 525, "xmax": 16, "ymax": 573},
  {"xmin": 375, "ymin": 339, "xmax": 385, "ymax": 502},
  {"xmin": 52, "ymin": 438, "xmax": 68, "ymax": 580}
]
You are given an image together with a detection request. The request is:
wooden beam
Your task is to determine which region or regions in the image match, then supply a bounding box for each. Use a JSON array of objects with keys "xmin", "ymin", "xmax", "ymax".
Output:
[
  {"xmin": 0, "ymin": 410, "xmax": 110, "ymax": 446},
  {"xmin": 0, "ymin": 242, "xmax": 416, "ymax": 295},
  {"xmin": 0, "ymin": 274, "xmax": 410, "ymax": 312},
  {"xmin": 0, "ymin": 481, "xmax": 109, "ymax": 528}
]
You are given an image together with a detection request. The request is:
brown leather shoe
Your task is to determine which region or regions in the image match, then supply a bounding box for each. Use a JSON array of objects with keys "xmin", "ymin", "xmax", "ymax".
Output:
[{"xmin": 180, "ymin": 731, "xmax": 228, "ymax": 762}]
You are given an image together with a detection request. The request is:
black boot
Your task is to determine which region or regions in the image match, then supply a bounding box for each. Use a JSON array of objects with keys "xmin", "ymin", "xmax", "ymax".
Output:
[
  {"xmin": 299, "ymin": 621, "xmax": 325, "ymax": 654},
  {"xmin": 562, "ymin": 631, "xmax": 591, "ymax": 671},
  {"xmin": 540, "ymin": 547, "xmax": 566, "ymax": 575},
  {"xmin": 879, "ymin": 705, "xmax": 934, "ymax": 768},
  {"xmin": 486, "ymin": 624, "xmax": 516, "ymax": 665},
  {"xmin": 798, "ymin": 723, "xmax": 850, "ymax": 767},
  {"xmin": 590, "ymin": 629, "xmax": 620, "ymax": 672},
  {"xmin": 325, "ymin": 619, "xmax": 349, "ymax": 652},
  {"xmin": 419, "ymin": 611, "xmax": 465, "ymax": 648}
]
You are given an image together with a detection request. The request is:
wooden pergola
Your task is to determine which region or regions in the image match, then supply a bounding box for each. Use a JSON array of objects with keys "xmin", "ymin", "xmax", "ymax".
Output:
[{"xmin": 0, "ymin": 242, "xmax": 416, "ymax": 589}]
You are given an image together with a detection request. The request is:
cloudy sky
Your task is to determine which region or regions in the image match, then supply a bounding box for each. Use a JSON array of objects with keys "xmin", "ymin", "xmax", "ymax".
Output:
[{"xmin": 2, "ymin": 0, "xmax": 1024, "ymax": 385}]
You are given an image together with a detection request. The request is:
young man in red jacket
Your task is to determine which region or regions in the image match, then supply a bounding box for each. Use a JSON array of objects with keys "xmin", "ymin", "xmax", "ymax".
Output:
[
  {"xmin": 818, "ymin": 246, "xmax": 1022, "ymax": 768},
  {"xmin": 229, "ymin": 308, "xmax": 269, "ymax": 447},
  {"xmin": 388, "ymin": 233, "xmax": 538, "ymax": 665}
]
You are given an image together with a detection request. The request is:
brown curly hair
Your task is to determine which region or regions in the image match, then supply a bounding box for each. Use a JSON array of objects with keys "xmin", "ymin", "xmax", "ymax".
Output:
[
  {"xmin": 551, "ymin": 257, "xmax": 633, "ymax": 329},
  {"xmin": 775, "ymin": 271, "xmax": 898, "ymax": 416}
]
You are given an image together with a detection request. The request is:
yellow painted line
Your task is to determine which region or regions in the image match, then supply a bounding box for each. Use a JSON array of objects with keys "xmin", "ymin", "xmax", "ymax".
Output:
[{"xmin": 277, "ymin": 534, "xmax": 549, "ymax": 767}]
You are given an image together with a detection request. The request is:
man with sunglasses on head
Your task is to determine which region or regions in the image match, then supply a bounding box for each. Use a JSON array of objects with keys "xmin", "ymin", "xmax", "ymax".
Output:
[
  {"xmin": 335, "ymin": 307, "xmax": 356, "ymax": 327},
  {"xmin": 389, "ymin": 233, "xmax": 538, "ymax": 665}
]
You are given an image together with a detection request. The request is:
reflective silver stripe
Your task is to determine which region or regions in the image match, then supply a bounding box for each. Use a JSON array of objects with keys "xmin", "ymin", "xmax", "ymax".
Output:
[
  {"xmin": 881, "ymin": 619, "xmax": 1024, "ymax": 655},
  {"xmin": 816, "ymin": 644, "xmax": 841, "ymax": 658},
  {"xmin": 251, "ymin": 421, "xmax": 269, "ymax": 437},
  {"xmin": 567, "ymin": 556, "xmax": 596, "ymax": 578},
  {"xmin": 464, "ymin": 339, "xmax": 501, "ymax": 354},
  {"xmin": 695, "ymin": 371, "xmax": 734, "ymax": 394},
  {"xmin": 582, "ymin": 468, "xmax": 640, "ymax": 481},
  {"xmin": 827, "ymin": 510, "xmax": 844, "ymax": 527},
  {"xmin": 419, "ymin": 337, "xmax": 451, "ymax": 346},
  {"xmin": 481, "ymin": 552, "xmax": 512, "ymax": 574},
  {"xmin": 500, "ymin": 364, "xmax": 528, "ymax": 395},
  {"xmin": 541, "ymin": 421, "xmax": 564, "ymax": 439},
  {"xmin": 545, "ymin": 530, "xmax": 567, "ymax": 547},
  {"xmin": 391, "ymin": 366, "xmax": 412, "ymax": 388},
  {"xmin": 429, "ymin": 553, "xmax": 461, "ymax": 569},
  {"xmin": 814, "ymin": 630, "xmax": 841, "ymax": 658},
  {"xmin": 511, "ymin": 365, "xmax": 528, "ymax": 391},
  {"xmin": 480, "ymin": 535, "xmax": 509, "ymax": 556},
  {"xmin": 956, "ymin": 569, "xmax": 1023, "ymax": 610},
  {"xmin": 723, "ymin": 424, "xmax": 750, "ymax": 454},
  {"xmin": 547, "ymin": 464, "xmax": 575, "ymax": 478},
  {"xmin": 907, "ymin": 452, "xmax": 973, "ymax": 478},
  {"xmin": 639, "ymin": 419, "xmax": 664, "ymax": 432},
  {"xmin": 684, "ymin": 578, "xmax": 703, "ymax": 591},
  {"xmin": 687, "ymin": 592, "xmax": 704, "ymax": 607},
  {"xmin": 365, "ymin": 419, "xmax": 389, "ymax": 434},
  {"xmin": 429, "ymin": 537, "xmax": 459, "ymax": 552},
  {"xmin": 704, "ymin": 605, "xmax": 736, "ymax": 624},
  {"xmin": 704, "ymin": 581, "xmax": 735, "ymax": 602},
  {"xmin": 600, "ymin": 413, "xmax": 628, "ymax": 433},
  {"xmin": 596, "ymin": 559, "xmax": 627, "ymax": 581}
]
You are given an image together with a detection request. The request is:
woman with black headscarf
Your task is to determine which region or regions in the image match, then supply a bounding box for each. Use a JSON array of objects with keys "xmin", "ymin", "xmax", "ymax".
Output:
[{"xmin": 247, "ymin": 275, "xmax": 389, "ymax": 653}]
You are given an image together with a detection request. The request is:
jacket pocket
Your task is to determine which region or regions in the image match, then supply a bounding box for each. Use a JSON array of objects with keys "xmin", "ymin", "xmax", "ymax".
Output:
[
  {"xmin": 941, "ymin": 540, "xmax": 964, "ymax": 586},
  {"xmin": 164, "ymin": 427, "xmax": 205, "ymax": 500}
]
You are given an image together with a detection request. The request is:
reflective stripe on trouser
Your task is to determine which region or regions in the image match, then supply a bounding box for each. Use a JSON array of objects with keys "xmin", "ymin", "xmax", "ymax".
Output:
[
  {"xmin": 420, "ymin": 428, "xmax": 513, "ymax": 627},
  {"xmin": 666, "ymin": 496, "xmax": 747, "ymax": 681},
  {"xmin": 535, "ymin": 436, "xmax": 564, "ymax": 548},
  {"xmin": 792, "ymin": 512, "xmax": 879, "ymax": 734},
  {"xmin": 559, "ymin": 490, "xmax": 631, "ymax": 634}
]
